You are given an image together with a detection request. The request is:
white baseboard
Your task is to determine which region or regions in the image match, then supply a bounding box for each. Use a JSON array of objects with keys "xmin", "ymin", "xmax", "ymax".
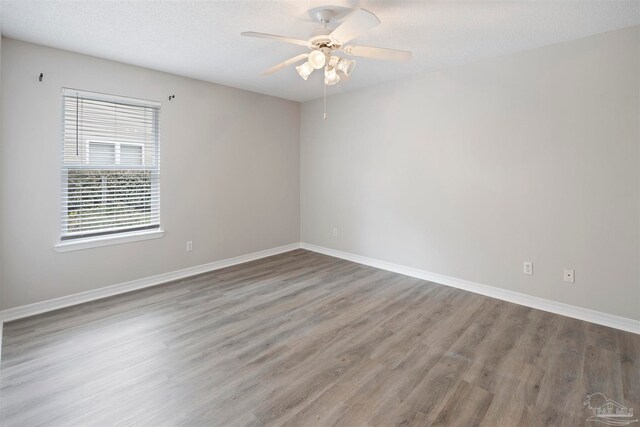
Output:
[
  {"xmin": 1, "ymin": 240, "xmax": 637, "ymax": 335},
  {"xmin": 0, "ymin": 242, "xmax": 301, "ymax": 323},
  {"xmin": 300, "ymin": 242, "xmax": 640, "ymax": 334}
]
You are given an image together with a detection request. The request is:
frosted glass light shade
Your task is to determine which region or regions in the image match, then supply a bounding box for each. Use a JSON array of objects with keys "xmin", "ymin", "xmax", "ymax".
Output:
[
  {"xmin": 324, "ymin": 67, "xmax": 340, "ymax": 85},
  {"xmin": 296, "ymin": 62, "xmax": 314, "ymax": 80},
  {"xmin": 337, "ymin": 58, "xmax": 356, "ymax": 76},
  {"xmin": 308, "ymin": 50, "xmax": 326, "ymax": 70}
]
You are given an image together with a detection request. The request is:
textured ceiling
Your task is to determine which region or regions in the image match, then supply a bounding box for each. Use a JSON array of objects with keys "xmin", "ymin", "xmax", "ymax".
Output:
[{"xmin": 1, "ymin": 0, "xmax": 638, "ymax": 102}]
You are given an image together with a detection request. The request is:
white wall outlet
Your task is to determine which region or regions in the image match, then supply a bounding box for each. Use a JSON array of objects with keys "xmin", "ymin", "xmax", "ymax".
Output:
[
  {"xmin": 523, "ymin": 261, "xmax": 533, "ymax": 275},
  {"xmin": 563, "ymin": 269, "xmax": 575, "ymax": 283},
  {"xmin": 186, "ymin": 241, "xmax": 193, "ymax": 251},
  {"xmin": 332, "ymin": 227, "xmax": 338, "ymax": 238}
]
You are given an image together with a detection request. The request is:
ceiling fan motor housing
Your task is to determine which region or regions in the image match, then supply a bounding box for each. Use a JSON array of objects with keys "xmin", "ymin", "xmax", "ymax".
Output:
[{"xmin": 309, "ymin": 32, "xmax": 335, "ymax": 49}]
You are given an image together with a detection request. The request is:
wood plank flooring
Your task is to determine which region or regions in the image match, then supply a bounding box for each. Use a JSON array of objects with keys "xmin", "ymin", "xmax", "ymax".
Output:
[{"xmin": 1, "ymin": 249, "xmax": 638, "ymax": 426}]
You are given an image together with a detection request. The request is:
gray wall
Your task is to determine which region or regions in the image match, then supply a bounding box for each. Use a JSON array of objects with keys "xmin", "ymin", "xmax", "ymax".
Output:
[
  {"xmin": 301, "ymin": 26, "xmax": 640, "ymax": 320},
  {"xmin": 0, "ymin": 33, "xmax": 2, "ymax": 310},
  {"xmin": 1, "ymin": 38, "xmax": 300, "ymax": 309}
]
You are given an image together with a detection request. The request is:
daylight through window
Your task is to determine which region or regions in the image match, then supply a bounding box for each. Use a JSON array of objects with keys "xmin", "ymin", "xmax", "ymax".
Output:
[{"xmin": 60, "ymin": 89, "xmax": 160, "ymax": 240}]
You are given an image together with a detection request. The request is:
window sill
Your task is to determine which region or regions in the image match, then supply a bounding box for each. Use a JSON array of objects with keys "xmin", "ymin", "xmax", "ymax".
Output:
[{"xmin": 55, "ymin": 229, "xmax": 164, "ymax": 252}]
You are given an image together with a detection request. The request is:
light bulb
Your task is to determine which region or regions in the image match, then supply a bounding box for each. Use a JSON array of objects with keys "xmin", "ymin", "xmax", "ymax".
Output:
[
  {"xmin": 308, "ymin": 50, "xmax": 326, "ymax": 70},
  {"xmin": 324, "ymin": 66, "xmax": 340, "ymax": 86},
  {"xmin": 296, "ymin": 62, "xmax": 314, "ymax": 80},
  {"xmin": 337, "ymin": 58, "xmax": 356, "ymax": 76}
]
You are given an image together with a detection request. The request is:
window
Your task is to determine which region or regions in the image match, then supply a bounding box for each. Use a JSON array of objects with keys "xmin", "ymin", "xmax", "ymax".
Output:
[{"xmin": 60, "ymin": 89, "xmax": 160, "ymax": 242}]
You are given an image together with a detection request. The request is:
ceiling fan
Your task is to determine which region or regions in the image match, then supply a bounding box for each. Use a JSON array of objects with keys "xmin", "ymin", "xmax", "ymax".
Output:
[{"xmin": 241, "ymin": 8, "xmax": 412, "ymax": 86}]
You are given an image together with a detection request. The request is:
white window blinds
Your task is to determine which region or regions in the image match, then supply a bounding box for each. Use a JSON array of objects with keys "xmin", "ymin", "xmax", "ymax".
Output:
[{"xmin": 61, "ymin": 89, "xmax": 160, "ymax": 240}]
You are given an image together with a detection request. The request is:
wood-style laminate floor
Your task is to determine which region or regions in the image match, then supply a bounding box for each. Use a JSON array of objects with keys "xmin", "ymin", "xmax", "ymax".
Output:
[{"xmin": 1, "ymin": 249, "xmax": 638, "ymax": 426}]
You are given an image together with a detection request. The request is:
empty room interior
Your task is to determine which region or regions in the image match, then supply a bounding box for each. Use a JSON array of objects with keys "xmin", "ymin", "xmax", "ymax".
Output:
[{"xmin": 0, "ymin": 0, "xmax": 638, "ymax": 425}]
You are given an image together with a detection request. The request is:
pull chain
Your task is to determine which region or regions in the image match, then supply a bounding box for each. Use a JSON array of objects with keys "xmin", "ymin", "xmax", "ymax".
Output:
[{"xmin": 323, "ymin": 80, "xmax": 327, "ymax": 120}]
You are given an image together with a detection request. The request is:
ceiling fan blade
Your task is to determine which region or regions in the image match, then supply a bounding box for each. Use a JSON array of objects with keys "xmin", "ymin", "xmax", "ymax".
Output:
[
  {"xmin": 343, "ymin": 45, "xmax": 412, "ymax": 62},
  {"xmin": 241, "ymin": 31, "xmax": 311, "ymax": 48},
  {"xmin": 262, "ymin": 53, "xmax": 309, "ymax": 75},
  {"xmin": 329, "ymin": 9, "xmax": 380, "ymax": 45}
]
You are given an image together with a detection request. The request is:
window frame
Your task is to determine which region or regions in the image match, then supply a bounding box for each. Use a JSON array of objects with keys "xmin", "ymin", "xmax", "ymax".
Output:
[
  {"xmin": 56, "ymin": 88, "xmax": 163, "ymax": 251},
  {"xmin": 86, "ymin": 140, "xmax": 146, "ymax": 167}
]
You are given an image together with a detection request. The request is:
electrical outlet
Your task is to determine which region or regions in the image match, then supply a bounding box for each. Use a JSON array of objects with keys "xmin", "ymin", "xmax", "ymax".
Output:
[
  {"xmin": 186, "ymin": 241, "xmax": 193, "ymax": 251},
  {"xmin": 332, "ymin": 227, "xmax": 338, "ymax": 238},
  {"xmin": 563, "ymin": 269, "xmax": 575, "ymax": 283},
  {"xmin": 523, "ymin": 262, "xmax": 533, "ymax": 275}
]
